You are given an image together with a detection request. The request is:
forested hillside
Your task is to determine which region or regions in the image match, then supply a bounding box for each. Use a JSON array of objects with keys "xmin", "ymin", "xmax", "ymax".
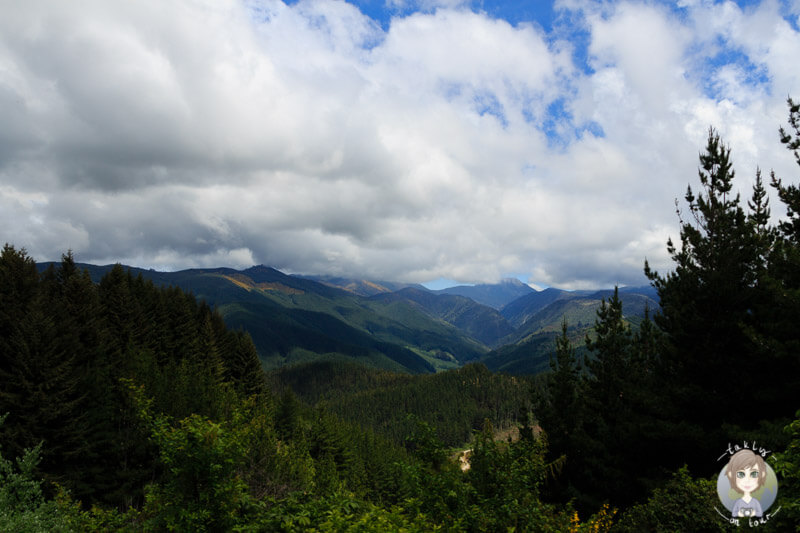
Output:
[
  {"xmin": 0, "ymin": 252, "xmax": 268, "ymax": 507},
  {"xmin": 368, "ymin": 287, "xmax": 516, "ymax": 347},
  {"xmin": 270, "ymin": 361, "xmax": 532, "ymax": 447}
]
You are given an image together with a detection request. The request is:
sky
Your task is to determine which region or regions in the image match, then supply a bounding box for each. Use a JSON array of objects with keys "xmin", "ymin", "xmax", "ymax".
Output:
[{"xmin": 2, "ymin": 0, "xmax": 800, "ymax": 290}]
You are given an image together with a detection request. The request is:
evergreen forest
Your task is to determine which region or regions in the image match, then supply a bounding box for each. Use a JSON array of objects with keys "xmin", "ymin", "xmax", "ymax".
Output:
[{"xmin": 2, "ymin": 102, "xmax": 800, "ymax": 531}]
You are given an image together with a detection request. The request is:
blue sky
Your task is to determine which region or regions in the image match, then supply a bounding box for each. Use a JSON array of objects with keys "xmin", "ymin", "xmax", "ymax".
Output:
[
  {"xmin": 2, "ymin": 0, "xmax": 800, "ymax": 289},
  {"xmin": 343, "ymin": 0, "xmax": 558, "ymax": 30}
]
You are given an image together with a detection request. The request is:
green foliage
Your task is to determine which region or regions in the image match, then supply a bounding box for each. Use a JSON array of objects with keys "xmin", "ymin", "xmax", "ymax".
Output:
[
  {"xmin": 612, "ymin": 467, "xmax": 725, "ymax": 533},
  {"xmin": 770, "ymin": 410, "xmax": 800, "ymax": 531},
  {"xmin": 467, "ymin": 422, "xmax": 550, "ymax": 530},
  {"xmin": 141, "ymin": 413, "xmax": 254, "ymax": 532},
  {"xmin": 579, "ymin": 288, "xmax": 653, "ymax": 508},
  {"xmin": 533, "ymin": 321, "xmax": 583, "ymax": 503},
  {"xmin": 403, "ymin": 414, "xmax": 448, "ymax": 469},
  {"xmin": 0, "ymin": 419, "xmax": 69, "ymax": 533},
  {"xmin": 253, "ymin": 491, "xmax": 440, "ymax": 532},
  {"xmin": 57, "ymin": 493, "xmax": 142, "ymax": 533},
  {"xmin": 0, "ymin": 251, "xmax": 106, "ymax": 502}
]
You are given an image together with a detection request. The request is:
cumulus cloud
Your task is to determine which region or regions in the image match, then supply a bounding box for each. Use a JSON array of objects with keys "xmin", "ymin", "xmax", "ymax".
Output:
[{"xmin": 1, "ymin": 0, "xmax": 799, "ymax": 289}]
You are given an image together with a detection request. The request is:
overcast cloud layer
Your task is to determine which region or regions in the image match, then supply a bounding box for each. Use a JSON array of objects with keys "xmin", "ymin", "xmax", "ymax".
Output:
[{"xmin": 1, "ymin": 0, "xmax": 800, "ymax": 289}]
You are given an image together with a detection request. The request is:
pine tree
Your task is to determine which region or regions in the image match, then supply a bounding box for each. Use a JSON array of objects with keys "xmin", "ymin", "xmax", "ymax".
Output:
[
  {"xmin": 631, "ymin": 305, "xmax": 660, "ymax": 367},
  {"xmin": 276, "ymin": 389, "xmax": 302, "ymax": 441},
  {"xmin": 538, "ymin": 288, "xmax": 667, "ymax": 512},
  {"xmin": 645, "ymin": 129, "xmax": 764, "ymax": 444},
  {"xmin": 535, "ymin": 320, "xmax": 581, "ymax": 465},
  {"xmin": 229, "ymin": 331, "xmax": 267, "ymax": 397},
  {"xmin": 753, "ymin": 99, "xmax": 800, "ymax": 424},
  {"xmin": 533, "ymin": 319, "xmax": 585, "ymax": 507},
  {"xmin": 98, "ymin": 264, "xmax": 136, "ymax": 354},
  {"xmin": 2, "ymin": 289, "xmax": 89, "ymax": 494},
  {"xmin": 773, "ymin": 97, "xmax": 800, "ymax": 243},
  {"xmin": 577, "ymin": 288, "xmax": 639, "ymax": 508},
  {"xmin": 640, "ymin": 123, "xmax": 800, "ymax": 491},
  {"xmin": 0, "ymin": 244, "xmax": 39, "ymax": 370},
  {"xmin": 584, "ymin": 287, "xmax": 631, "ymax": 409},
  {"xmin": 44, "ymin": 253, "xmax": 115, "ymax": 502}
]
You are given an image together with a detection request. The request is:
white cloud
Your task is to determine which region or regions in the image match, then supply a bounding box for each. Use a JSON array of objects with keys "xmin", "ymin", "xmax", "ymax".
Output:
[
  {"xmin": 386, "ymin": 0, "xmax": 471, "ymax": 12},
  {"xmin": 0, "ymin": 0, "xmax": 798, "ymax": 287}
]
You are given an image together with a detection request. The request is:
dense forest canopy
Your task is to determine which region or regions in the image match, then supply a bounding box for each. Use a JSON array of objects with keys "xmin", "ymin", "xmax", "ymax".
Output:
[{"xmin": 1, "ymin": 101, "xmax": 800, "ymax": 530}]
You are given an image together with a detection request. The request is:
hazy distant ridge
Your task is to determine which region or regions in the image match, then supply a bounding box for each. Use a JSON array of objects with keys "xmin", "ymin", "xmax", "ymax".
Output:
[{"xmin": 435, "ymin": 278, "xmax": 535, "ymax": 309}]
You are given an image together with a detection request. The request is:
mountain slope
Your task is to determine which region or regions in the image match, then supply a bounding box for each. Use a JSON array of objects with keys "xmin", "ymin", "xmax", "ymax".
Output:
[
  {"xmin": 299, "ymin": 275, "xmax": 425, "ymax": 297},
  {"xmin": 369, "ymin": 287, "xmax": 514, "ymax": 347},
  {"xmin": 500, "ymin": 287, "xmax": 576, "ymax": 328},
  {"xmin": 435, "ymin": 278, "xmax": 535, "ymax": 309},
  {"xmin": 481, "ymin": 331, "xmax": 562, "ymax": 375},
  {"xmin": 482, "ymin": 288, "xmax": 659, "ymax": 374},
  {"xmin": 502, "ymin": 287, "xmax": 658, "ymax": 329},
  {"xmin": 505, "ymin": 290, "xmax": 658, "ymax": 344},
  {"xmin": 218, "ymin": 269, "xmax": 486, "ymax": 364},
  {"xmin": 42, "ymin": 263, "xmax": 491, "ymax": 373}
]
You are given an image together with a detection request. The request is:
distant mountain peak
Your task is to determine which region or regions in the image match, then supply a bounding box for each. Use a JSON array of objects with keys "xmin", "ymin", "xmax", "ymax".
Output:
[
  {"xmin": 499, "ymin": 278, "xmax": 530, "ymax": 288},
  {"xmin": 436, "ymin": 279, "xmax": 536, "ymax": 310}
]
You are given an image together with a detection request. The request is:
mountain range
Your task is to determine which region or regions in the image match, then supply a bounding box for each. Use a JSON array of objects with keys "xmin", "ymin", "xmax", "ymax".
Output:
[{"xmin": 39, "ymin": 262, "xmax": 658, "ymax": 375}]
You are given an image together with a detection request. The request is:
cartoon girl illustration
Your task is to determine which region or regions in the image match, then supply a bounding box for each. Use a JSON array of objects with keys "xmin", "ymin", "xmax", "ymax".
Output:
[{"xmin": 725, "ymin": 449, "xmax": 767, "ymax": 517}]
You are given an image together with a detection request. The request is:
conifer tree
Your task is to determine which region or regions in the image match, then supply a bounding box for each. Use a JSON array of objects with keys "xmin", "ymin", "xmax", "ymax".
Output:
[
  {"xmin": 535, "ymin": 321, "xmax": 581, "ymax": 459},
  {"xmin": 229, "ymin": 331, "xmax": 267, "ymax": 397},
  {"xmin": 631, "ymin": 305, "xmax": 659, "ymax": 367},
  {"xmin": 533, "ymin": 319, "xmax": 585, "ymax": 507},
  {"xmin": 755, "ymin": 99, "xmax": 800, "ymax": 423},
  {"xmin": 578, "ymin": 288, "xmax": 641, "ymax": 509},
  {"xmin": 44, "ymin": 253, "xmax": 116, "ymax": 502},
  {"xmin": 538, "ymin": 288, "xmax": 665, "ymax": 512},
  {"xmin": 551, "ymin": 319, "xmax": 581, "ymax": 418},
  {"xmin": 98, "ymin": 264, "xmax": 136, "ymax": 354},
  {"xmin": 773, "ymin": 97, "xmax": 800, "ymax": 242},
  {"xmin": 639, "ymin": 119, "xmax": 800, "ymax": 493},
  {"xmin": 584, "ymin": 287, "xmax": 631, "ymax": 408},
  {"xmin": 276, "ymin": 389, "xmax": 302, "ymax": 441},
  {"xmin": 645, "ymin": 129, "xmax": 764, "ymax": 450},
  {"xmin": 0, "ymin": 245, "xmax": 39, "ymax": 372},
  {"xmin": 1, "ymin": 288, "xmax": 90, "ymax": 497}
]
